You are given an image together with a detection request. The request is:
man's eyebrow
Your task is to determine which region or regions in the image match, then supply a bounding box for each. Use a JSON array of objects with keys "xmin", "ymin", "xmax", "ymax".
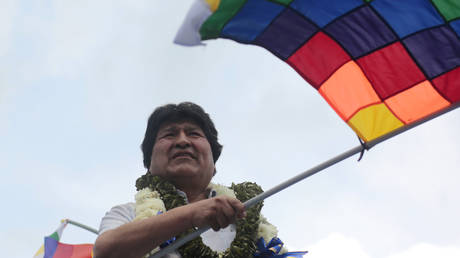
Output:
[
  {"xmin": 159, "ymin": 123, "xmax": 202, "ymax": 132},
  {"xmin": 158, "ymin": 126, "xmax": 177, "ymax": 133},
  {"xmin": 184, "ymin": 125, "xmax": 202, "ymax": 131}
]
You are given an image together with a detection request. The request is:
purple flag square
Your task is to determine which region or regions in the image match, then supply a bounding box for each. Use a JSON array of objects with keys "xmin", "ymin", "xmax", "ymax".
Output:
[
  {"xmin": 403, "ymin": 26, "xmax": 460, "ymax": 79},
  {"xmin": 325, "ymin": 6, "xmax": 397, "ymax": 58},
  {"xmin": 255, "ymin": 8, "xmax": 318, "ymax": 60}
]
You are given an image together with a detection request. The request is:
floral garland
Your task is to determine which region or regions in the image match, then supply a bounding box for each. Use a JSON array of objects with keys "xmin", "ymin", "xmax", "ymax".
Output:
[{"xmin": 135, "ymin": 172, "xmax": 284, "ymax": 258}]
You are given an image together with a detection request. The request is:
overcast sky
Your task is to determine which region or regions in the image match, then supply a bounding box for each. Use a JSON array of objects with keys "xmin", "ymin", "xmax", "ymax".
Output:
[{"xmin": 1, "ymin": 1, "xmax": 460, "ymax": 258}]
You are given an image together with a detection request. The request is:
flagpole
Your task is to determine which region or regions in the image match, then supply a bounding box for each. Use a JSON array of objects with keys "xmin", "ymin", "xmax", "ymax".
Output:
[
  {"xmin": 150, "ymin": 103, "xmax": 459, "ymax": 258},
  {"xmin": 66, "ymin": 219, "xmax": 99, "ymax": 235}
]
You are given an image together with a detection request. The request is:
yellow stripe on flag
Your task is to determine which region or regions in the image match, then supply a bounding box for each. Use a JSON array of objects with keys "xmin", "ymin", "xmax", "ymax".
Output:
[
  {"xmin": 33, "ymin": 244, "xmax": 44, "ymax": 258},
  {"xmin": 205, "ymin": 0, "xmax": 220, "ymax": 12},
  {"xmin": 348, "ymin": 103, "xmax": 404, "ymax": 142}
]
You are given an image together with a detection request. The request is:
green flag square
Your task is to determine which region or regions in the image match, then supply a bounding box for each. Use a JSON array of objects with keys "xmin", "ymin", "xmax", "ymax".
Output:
[
  {"xmin": 268, "ymin": 0, "xmax": 294, "ymax": 5},
  {"xmin": 432, "ymin": 0, "xmax": 460, "ymax": 21}
]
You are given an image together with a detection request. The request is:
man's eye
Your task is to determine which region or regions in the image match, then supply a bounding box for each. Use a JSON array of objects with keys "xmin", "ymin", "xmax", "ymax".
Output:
[{"xmin": 189, "ymin": 131, "xmax": 202, "ymax": 137}]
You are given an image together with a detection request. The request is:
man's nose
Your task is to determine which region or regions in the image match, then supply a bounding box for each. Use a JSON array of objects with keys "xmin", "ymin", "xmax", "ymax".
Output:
[{"xmin": 175, "ymin": 131, "xmax": 191, "ymax": 147}]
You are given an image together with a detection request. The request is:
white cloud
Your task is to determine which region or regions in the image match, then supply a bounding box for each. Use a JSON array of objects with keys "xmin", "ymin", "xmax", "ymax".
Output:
[
  {"xmin": 300, "ymin": 233, "xmax": 460, "ymax": 258},
  {"xmin": 307, "ymin": 233, "xmax": 371, "ymax": 258},
  {"xmin": 388, "ymin": 243, "xmax": 460, "ymax": 258}
]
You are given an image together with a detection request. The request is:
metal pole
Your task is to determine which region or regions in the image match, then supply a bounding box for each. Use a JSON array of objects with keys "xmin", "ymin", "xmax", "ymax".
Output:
[
  {"xmin": 66, "ymin": 219, "xmax": 99, "ymax": 235},
  {"xmin": 151, "ymin": 103, "xmax": 459, "ymax": 258},
  {"xmin": 151, "ymin": 144, "xmax": 364, "ymax": 258}
]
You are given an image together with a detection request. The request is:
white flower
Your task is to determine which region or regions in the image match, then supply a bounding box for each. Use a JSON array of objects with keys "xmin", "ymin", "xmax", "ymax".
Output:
[
  {"xmin": 143, "ymin": 247, "xmax": 160, "ymax": 258},
  {"xmin": 134, "ymin": 188, "xmax": 165, "ymax": 221},
  {"xmin": 135, "ymin": 188, "xmax": 160, "ymax": 204},
  {"xmin": 257, "ymin": 215, "xmax": 278, "ymax": 243},
  {"xmin": 135, "ymin": 209, "xmax": 159, "ymax": 221},
  {"xmin": 257, "ymin": 215, "xmax": 290, "ymax": 254},
  {"xmin": 209, "ymin": 183, "xmax": 236, "ymax": 198},
  {"xmin": 136, "ymin": 199, "xmax": 166, "ymax": 214}
]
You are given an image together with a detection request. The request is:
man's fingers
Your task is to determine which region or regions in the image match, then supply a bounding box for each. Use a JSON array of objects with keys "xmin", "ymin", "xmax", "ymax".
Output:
[
  {"xmin": 237, "ymin": 210, "xmax": 247, "ymax": 219},
  {"xmin": 227, "ymin": 198, "xmax": 246, "ymax": 218},
  {"xmin": 210, "ymin": 220, "xmax": 220, "ymax": 231},
  {"xmin": 191, "ymin": 196, "xmax": 246, "ymax": 231},
  {"xmin": 221, "ymin": 200, "xmax": 237, "ymax": 219},
  {"xmin": 216, "ymin": 198, "xmax": 235, "ymax": 228},
  {"xmin": 215, "ymin": 213, "xmax": 230, "ymax": 230}
]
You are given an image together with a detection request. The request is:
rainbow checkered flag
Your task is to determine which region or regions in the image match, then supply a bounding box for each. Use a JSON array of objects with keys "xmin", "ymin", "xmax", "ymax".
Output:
[
  {"xmin": 175, "ymin": 0, "xmax": 460, "ymax": 143},
  {"xmin": 33, "ymin": 220, "xmax": 94, "ymax": 258}
]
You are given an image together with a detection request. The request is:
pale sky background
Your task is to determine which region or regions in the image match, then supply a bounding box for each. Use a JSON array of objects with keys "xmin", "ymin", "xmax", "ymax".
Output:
[{"xmin": 1, "ymin": 1, "xmax": 460, "ymax": 258}]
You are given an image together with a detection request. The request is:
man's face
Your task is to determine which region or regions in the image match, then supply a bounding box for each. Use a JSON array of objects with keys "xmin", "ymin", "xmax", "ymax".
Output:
[{"xmin": 149, "ymin": 120, "xmax": 215, "ymax": 187}]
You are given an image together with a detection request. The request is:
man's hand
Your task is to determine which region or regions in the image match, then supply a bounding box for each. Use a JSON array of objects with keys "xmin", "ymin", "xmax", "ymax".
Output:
[
  {"xmin": 188, "ymin": 196, "xmax": 246, "ymax": 231},
  {"xmin": 94, "ymin": 196, "xmax": 246, "ymax": 258}
]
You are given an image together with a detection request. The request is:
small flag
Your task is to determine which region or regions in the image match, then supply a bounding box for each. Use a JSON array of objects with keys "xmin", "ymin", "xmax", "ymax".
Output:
[{"xmin": 33, "ymin": 220, "xmax": 94, "ymax": 258}]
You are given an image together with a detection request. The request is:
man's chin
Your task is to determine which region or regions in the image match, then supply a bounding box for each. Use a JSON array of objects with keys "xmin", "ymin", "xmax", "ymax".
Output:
[{"xmin": 167, "ymin": 167, "xmax": 200, "ymax": 178}]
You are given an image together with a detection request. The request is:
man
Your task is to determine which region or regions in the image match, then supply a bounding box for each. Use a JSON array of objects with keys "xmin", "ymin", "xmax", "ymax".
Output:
[{"xmin": 94, "ymin": 102, "xmax": 246, "ymax": 258}]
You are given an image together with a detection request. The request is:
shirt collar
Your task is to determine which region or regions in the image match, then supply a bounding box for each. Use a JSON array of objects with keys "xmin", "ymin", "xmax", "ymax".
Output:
[{"xmin": 176, "ymin": 185, "xmax": 217, "ymax": 203}]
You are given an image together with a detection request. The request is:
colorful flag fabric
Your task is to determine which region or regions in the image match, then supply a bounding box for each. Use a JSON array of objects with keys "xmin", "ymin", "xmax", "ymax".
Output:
[
  {"xmin": 176, "ymin": 0, "xmax": 460, "ymax": 142},
  {"xmin": 33, "ymin": 220, "xmax": 94, "ymax": 258},
  {"xmin": 34, "ymin": 220, "xmax": 67, "ymax": 258},
  {"xmin": 42, "ymin": 237, "xmax": 93, "ymax": 258}
]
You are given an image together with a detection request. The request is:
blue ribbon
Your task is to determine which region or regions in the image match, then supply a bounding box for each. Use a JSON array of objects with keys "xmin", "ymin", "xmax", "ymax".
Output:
[
  {"xmin": 254, "ymin": 237, "xmax": 308, "ymax": 258},
  {"xmin": 156, "ymin": 211, "xmax": 176, "ymax": 249},
  {"xmin": 159, "ymin": 236, "xmax": 176, "ymax": 249}
]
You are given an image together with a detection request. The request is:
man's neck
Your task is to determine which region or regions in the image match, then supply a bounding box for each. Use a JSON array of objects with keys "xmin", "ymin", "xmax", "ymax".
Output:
[
  {"xmin": 184, "ymin": 189, "xmax": 208, "ymax": 203},
  {"xmin": 173, "ymin": 180, "xmax": 209, "ymax": 203}
]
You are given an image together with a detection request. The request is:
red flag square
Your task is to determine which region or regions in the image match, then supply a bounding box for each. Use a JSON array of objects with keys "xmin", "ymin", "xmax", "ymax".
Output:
[
  {"xmin": 357, "ymin": 42, "xmax": 426, "ymax": 100},
  {"xmin": 287, "ymin": 32, "xmax": 350, "ymax": 89}
]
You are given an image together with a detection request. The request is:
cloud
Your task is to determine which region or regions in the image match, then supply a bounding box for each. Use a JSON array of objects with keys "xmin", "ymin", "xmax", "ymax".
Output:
[
  {"xmin": 388, "ymin": 243, "xmax": 460, "ymax": 258},
  {"xmin": 303, "ymin": 233, "xmax": 460, "ymax": 258},
  {"xmin": 307, "ymin": 233, "xmax": 371, "ymax": 258}
]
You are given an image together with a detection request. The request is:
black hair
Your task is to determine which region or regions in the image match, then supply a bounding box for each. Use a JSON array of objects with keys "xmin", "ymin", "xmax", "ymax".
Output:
[{"xmin": 141, "ymin": 102, "xmax": 223, "ymax": 169}]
